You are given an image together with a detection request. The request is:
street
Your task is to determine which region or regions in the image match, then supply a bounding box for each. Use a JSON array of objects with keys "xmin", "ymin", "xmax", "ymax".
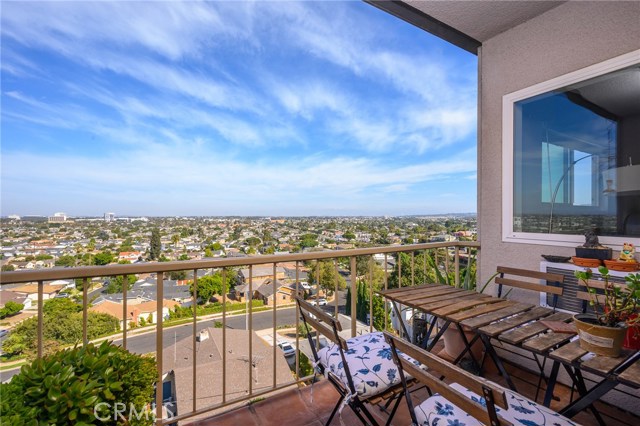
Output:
[
  {"xmin": 1, "ymin": 306, "xmax": 299, "ymax": 382},
  {"xmin": 1, "ymin": 291, "xmax": 347, "ymax": 382}
]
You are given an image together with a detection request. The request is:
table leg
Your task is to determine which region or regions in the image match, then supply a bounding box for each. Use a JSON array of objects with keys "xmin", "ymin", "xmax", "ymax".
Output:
[
  {"xmin": 392, "ymin": 302, "xmax": 410, "ymax": 340},
  {"xmin": 543, "ymin": 360, "xmax": 560, "ymax": 407},
  {"xmin": 426, "ymin": 319, "xmax": 451, "ymax": 352},
  {"xmin": 420, "ymin": 316, "xmax": 437, "ymax": 349},
  {"xmin": 457, "ymin": 324, "xmax": 481, "ymax": 374},
  {"xmin": 560, "ymin": 378, "xmax": 617, "ymax": 419},
  {"xmin": 565, "ymin": 367, "xmax": 606, "ymax": 426},
  {"xmin": 480, "ymin": 333, "xmax": 517, "ymax": 391}
]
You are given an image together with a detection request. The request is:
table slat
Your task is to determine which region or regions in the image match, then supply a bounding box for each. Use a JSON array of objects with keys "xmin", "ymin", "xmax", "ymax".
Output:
[
  {"xmin": 522, "ymin": 331, "xmax": 575, "ymax": 353},
  {"xmin": 379, "ymin": 284, "xmax": 443, "ymax": 296},
  {"xmin": 499, "ymin": 312, "xmax": 573, "ymax": 345},
  {"xmin": 478, "ymin": 306, "xmax": 553, "ymax": 337},
  {"xmin": 412, "ymin": 294, "xmax": 483, "ymax": 311},
  {"xmin": 447, "ymin": 300, "xmax": 516, "ymax": 322},
  {"xmin": 581, "ymin": 353, "xmax": 630, "ymax": 375},
  {"xmin": 549, "ymin": 340, "xmax": 588, "ymax": 363},
  {"xmin": 431, "ymin": 296, "xmax": 500, "ymax": 317},
  {"xmin": 617, "ymin": 360, "xmax": 640, "ymax": 387},
  {"xmin": 399, "ymin": 287, "xmax": 467, "ymax": 302},
  {"xmin": 460, "ymin": 303, "xmax": 532, "ymax": 330}
]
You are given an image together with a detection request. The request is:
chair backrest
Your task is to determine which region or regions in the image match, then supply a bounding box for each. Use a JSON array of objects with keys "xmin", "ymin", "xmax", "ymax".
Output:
[
  {"xmin": 383, "ymin": 332, "xmax": 512, "ymax": 426},
  {"xmin": 495, "ymin": 266, "xmax": 564, "ymax": 309},
  {"xmin": 295, "ymin": 296, "xmax": 359, "ymax": 393}
]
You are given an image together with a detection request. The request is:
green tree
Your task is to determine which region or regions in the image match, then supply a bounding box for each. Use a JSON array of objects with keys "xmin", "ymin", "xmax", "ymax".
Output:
[
  {"xmin": 299, "ymin": 233, "xmax": 318, "ymax": 248},
  {"xmin": 204, "ymin": 248, "xmax": 214, "ymax": 258},
  {"xmin": 169, "ymin": 270, "xmax": 187, "ymax": 280},
  {"xmin": 343, "ymin": 231, "xmax": 356, "ymax": 241},
  {"xmin": 178, "ymin": 253, "xmax": 189, "ymax": 261},
  {"xmin": 93, "ymin": 251, "xmax": 114, "ymax": 266},
  {"xmin": 245, "ymin": 237, "xmax": 261, "ymax": 247},
  {"xmin": 0, "ymin": 301, "xmax": 24, "ymax": 319},
  {"xmin": 208, "ymin": 242, "xmax": 223, "ymax": 251},
  {"xmin": 308, "ymin": 261, "xmax": 346, "ymax": 291},
  {"xmin": 190, "ymin": 273, "xmax": 226, "ymax": 304},
  {"xmin": 1, "ymin": 264, "xmax": 15, "ymax": 272},
  {"xmin": 149, "ymin": 228, "xmax": 161, "ymax": 260},
  {"xmin": 55, "ymin": 255, "xmax": 76, "ymax": 267},
  {"xmin": 104, "ymin": 274, "xmax": 136, "ymax": 294},
  {"xmin": 345, "ymin": 281, "xmax": 389, "ymax": 332},
  {"xmin": 2, "ymin": 299, "xmax": 120, "ymax": 359},
  {"xmin": 34, "ymin": 254, "xmax": 53, "ymax": 260},
  {"xmin": 119, "ymin": 238, "xmax": 134, "ymax": 252}
]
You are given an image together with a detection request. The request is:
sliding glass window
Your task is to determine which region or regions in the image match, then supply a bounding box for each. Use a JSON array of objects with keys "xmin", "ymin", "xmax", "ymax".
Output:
[{"xmin": 512, "ymin": 64, "xmax": 640, "ymax": 238}]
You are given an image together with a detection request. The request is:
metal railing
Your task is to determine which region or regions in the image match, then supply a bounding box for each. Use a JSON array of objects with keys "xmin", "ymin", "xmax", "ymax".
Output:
[{"xmin": 0, "ymin": 241, "xmax": 479, "ymax": 425}]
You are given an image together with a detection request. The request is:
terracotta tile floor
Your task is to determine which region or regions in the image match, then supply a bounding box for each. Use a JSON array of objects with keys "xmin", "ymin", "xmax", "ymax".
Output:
[{"xmin": 187, "ymin": 351, "xmax": 640, "ymax": 426}]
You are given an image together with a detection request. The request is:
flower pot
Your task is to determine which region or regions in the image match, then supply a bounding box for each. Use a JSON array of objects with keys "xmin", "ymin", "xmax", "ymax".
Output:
[
  {"xmin": 437, "ymin": 319, "xmax": 483, "ymax": 361},
  {"xmin": 574, "ymin": 313, "xmax": 627, "ymax": 357}
]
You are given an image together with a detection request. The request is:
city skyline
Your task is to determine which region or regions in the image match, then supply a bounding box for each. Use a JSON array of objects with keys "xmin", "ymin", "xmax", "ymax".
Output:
[{"xmin": 1, "ymin": 1, "xmax": 477, "ymax": 217}]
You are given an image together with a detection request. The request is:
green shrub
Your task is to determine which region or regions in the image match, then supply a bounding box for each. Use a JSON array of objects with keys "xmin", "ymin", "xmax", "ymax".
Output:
[
  {"xmin": 0, "ymin": 341, "xmax": 156, "ymax": 425},
  {"xmin": 0, "ymin": 301, "xmax": 24, "ymax": 319},
  {"xmin": 168, "ymin": 300, "xmax": 264, "ymax": 320}
]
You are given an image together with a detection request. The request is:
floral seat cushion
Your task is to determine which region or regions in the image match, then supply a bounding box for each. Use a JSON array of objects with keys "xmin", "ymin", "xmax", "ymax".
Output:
[
  {"xmin": 414, "ymin": 382, "xmax": 578, "ymax": 426},
  {"xmin": 316, "ymin": 331, "xmax": 419, "ymax": 399}
]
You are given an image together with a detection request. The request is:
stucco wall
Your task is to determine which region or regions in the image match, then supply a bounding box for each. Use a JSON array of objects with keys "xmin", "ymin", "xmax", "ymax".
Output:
[{"xmin": 478, "ymin": 1, "xmax": 640, "ymax": 300}]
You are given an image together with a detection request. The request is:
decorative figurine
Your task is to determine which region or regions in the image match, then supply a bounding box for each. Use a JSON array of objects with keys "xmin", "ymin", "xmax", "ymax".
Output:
[{"xmin": 619, "ymin": 242, "xmax": 637, "ymax": 262}]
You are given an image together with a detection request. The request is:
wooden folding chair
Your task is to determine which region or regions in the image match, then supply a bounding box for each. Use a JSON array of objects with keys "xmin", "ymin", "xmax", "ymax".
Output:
[
  {"xmin": 384, "ymin": 332, "xmax": 577, "ymax": 426},
  {"xmin": 295, "ymin": 296, "xmax": 407, "ymax": 426}
]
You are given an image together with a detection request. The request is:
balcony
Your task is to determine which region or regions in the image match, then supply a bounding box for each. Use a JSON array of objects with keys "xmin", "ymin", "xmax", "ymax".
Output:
[{"xmin": 1, "ymin": 242, "xmax": 638, "ymax": 425}]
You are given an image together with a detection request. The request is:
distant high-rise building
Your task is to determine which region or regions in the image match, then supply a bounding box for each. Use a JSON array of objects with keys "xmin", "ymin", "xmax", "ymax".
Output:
[
  {"xmin": 104, "ymin": 212, "xmax": 115, "ymax": 222},
  {"xmin": 48, "ymin": 212, "xmax": 67, "ymax": 223}
]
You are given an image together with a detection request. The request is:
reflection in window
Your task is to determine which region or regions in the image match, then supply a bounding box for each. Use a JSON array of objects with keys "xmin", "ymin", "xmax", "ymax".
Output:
[{"xmin": 513, "ymin": 64, "xmax": 640, "ymax": 236}]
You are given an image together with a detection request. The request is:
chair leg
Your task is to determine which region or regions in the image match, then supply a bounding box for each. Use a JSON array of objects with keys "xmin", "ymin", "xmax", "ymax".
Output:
[
  {"xmin": 325, "ymin": 395, "xmax": 344, "ymax": 426},
  {"xmin": 354, "ymin": 399, "xmax": 380, "ymax": 426},
  {"xmin": 384, "ymin": 394, "xmax": 404, "ymax": 426}
]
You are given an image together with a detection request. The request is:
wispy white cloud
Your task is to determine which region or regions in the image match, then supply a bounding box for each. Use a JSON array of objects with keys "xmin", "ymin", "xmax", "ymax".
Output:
[
  {"xmin": 1, "ymin": 145, "xmax": 476, "ymax": 215},
  {"xmin": 1, "ymin": 1, "xmax": 478, "ymax": 215}
]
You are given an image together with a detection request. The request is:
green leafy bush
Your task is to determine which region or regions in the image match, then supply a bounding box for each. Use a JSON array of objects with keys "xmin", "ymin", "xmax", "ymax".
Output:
[
  {"xmin": 0, "ymin": 301, "xmax": 24, "ymax": 319},
  {"xmin": 2, "ymin": 298, "xmax": 120, "ymax": 359},
  {"xmin": 0, "ymin": 341, "xmax": 156, "ymax": 425},
  {"xmin": 168, "ymin": 300, "xmax": 264, "ymax": 320}
]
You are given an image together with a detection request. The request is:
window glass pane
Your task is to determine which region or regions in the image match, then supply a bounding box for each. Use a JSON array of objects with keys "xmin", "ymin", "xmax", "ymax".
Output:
[{"xmin": 512, "ymin": 64, "xmax": 640, "ymax": 237}]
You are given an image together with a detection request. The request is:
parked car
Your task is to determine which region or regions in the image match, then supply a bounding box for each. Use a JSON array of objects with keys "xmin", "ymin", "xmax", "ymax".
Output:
[
  {"xmin": 55, "ymin": 292, "xmax": 70, "ymax": 298},
  {"xmin": 278, "ymin": 342, "xmax": 295, "ymax": 357},
  {"xmin": 312, "ymin": 298, "xmax": 328, "ymax": 306},
  {"xmin": 0, "ymin": 329, "xmax": 9, "ymax": 338},
  {"xmin": 299, "ymin": 282, "xmax": 311, "ymax": 291}
]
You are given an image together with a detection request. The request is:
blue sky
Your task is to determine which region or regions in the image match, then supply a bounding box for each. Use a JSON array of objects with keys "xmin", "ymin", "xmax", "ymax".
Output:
[{"xmin": 1, "ymin": 1, "xmax": 477, "ymax": 217}]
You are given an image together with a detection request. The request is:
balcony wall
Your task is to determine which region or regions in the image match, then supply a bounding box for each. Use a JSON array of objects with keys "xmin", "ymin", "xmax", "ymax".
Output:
[{"xmin": 478, "ymin": 1, "xmax": 640, "ymax": 297}]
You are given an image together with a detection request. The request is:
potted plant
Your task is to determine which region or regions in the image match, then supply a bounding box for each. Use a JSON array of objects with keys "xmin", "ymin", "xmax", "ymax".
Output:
[
  {"xmin": 574, "ymin": 228, "xmax": 612, "ymax": 261},
  {"xmin": 573, "ymin": 267, "xmax": 640, "ymax": 357}
]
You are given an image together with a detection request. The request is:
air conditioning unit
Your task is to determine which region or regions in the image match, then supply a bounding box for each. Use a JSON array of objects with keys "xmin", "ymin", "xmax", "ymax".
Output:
[{"xmin": 540, "ymin": 263, "xmax": 629, "ymax": 313}]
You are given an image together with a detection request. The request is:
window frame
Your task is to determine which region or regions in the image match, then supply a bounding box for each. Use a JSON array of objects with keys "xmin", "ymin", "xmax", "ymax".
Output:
[{"xmin": 501, "ymin": 49, "xmax": 640, "ymax": 249}]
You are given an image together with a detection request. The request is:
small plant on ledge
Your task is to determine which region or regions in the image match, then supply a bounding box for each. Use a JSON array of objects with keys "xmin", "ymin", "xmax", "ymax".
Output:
[{"xmin": 573, "ymin": 267, "xmax": 640, "ymax": 356}]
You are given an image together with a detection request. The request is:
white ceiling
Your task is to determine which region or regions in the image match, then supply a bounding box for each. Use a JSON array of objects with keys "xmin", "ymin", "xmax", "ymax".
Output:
[{"xmin": 404, "ymin": 0, "xmax": 565, "ymax": 42}]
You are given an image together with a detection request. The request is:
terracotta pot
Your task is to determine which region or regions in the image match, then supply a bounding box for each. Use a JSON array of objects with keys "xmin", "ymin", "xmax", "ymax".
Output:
[
  {"xmin": 438, "ymin": 319, "xmax": 483, "ymax": 361},
  {"xmin": 574, "ymin": 314, "xmax": 626, "ymax": 357}
]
